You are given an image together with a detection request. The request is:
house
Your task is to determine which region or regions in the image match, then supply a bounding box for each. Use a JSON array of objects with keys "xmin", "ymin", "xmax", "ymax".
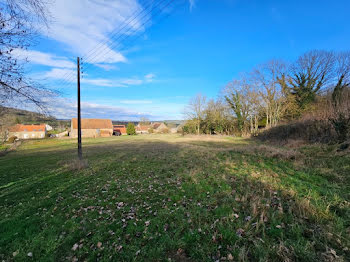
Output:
[
  {"xmin": 45, "ymin": 124, "xmax": 53, "ymax": 131},
  {"xmin": 151, "ymin": 122, "xmax": 168, "ymax": 133},
  {"xmin": 136, "ymin": 124, "xmax": 151, "ymax": 134},
  {"xmin": 8, "ymin": 124, "xmax": 46, "ymax": 139},
  {"xmin": 136, "ymin": 122, "xmax": 169, "ymax": 134},
  {"xmin": 113, "ymin": 125, "xmax": 127, "ymax": 135},
  {"xmin": 70, "ymin": 118, "xmax": 113, "ymax": 138}
]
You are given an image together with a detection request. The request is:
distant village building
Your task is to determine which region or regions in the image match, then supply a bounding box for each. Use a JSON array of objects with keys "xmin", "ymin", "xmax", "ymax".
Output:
[
  {"xmin": 136, "ymin": 124, "xmax": 151, "ymax": 134},
  {"xmin": 170, "ymin": 127, "xmax": 178, "ymax": 133},
  {"xmin": 45, "ymin": 124, "xmax": 53, "ymax": 131},
  {"xmin": 56, "ymin": 130, "xmax": 68, "ymax": 138},
  {"xmin": 70, "ymin": 118, "xmax": 113, "ymax": 138},
  {"xmin": 113, "ymin": 125, "xmax": 127, "ymax": 135},
  {"xmin": 151, "ymin": 122, "xmax": 168, "ymax": 133},
  {"xmin": 136, "ymin": 122, "xmax": 168, "ymax": 134},
  {"xmin": 8, "ymin": 124, "xmax": 46, "ymax": 139}
]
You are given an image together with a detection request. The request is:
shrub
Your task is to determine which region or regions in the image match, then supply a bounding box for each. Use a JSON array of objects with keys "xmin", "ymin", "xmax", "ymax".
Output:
[
  {"xmin": 182, "ymin": 122, "xmax": 197, "ymax": 134},
  {"xmin": 148, "ymin": 128, "xmax": 154, "ymax": 134},
  {"xmin": 160, "ymin": 128, "xmax": 170, "ymax": 134},
  {"xmin": 257, "ymin": 119, "xmax": 336, "ymax": 144},
  {"xmin": 330, "ymin": 113, "xmax": 350, "ymax": 142},
  {"xmin": 8, "ymin": 136, "xmax": 17, "ymax": 143},
  {"xmin": 126, "ymin": 123, "xmax": 136, "ymax": 135}
]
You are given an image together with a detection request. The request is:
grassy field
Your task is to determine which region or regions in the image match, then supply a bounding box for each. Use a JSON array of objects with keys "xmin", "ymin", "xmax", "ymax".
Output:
[{"xmin": 0, "ymin": 134, "xmax": 349, "ymax": 261}]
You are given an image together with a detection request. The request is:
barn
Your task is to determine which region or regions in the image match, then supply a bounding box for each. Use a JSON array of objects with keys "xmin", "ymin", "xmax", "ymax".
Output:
[
  {"xmin": 151, "ymin": 122, "xmax": 168, "ymax": 133},
  {"xmin": 70, "ymin": 118, "xmax": 113, "ymax": 138},
  {"xmin": 113, "ymin": 125, "xmax": 127, "ymax": 135},
  {"xmin": 8, "ymin": 124, "xmax": 46, "ymax": 139}
]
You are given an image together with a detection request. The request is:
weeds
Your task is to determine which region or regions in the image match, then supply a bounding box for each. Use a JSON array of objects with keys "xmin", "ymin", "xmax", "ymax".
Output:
[{"xmin": 0, "ymin": 135, "xmax": 349, "ymax": 261}]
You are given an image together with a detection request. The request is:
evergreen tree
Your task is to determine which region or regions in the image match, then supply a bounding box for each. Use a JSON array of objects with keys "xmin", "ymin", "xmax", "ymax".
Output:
[{"xmin": 126, "ymin": 123, "xmax": 136, "ymax": 135}]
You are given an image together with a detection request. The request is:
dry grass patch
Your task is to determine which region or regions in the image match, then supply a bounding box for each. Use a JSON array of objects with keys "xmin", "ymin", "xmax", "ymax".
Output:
[{"xmin": 0, "ymin": 134, "xmax": 349, "ymax": 261}]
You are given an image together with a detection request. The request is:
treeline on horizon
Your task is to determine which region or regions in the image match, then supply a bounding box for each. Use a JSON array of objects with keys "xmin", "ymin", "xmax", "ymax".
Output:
[{"xmin": 183, "ymin": 50, "xmax": 350, "ymax": 144}]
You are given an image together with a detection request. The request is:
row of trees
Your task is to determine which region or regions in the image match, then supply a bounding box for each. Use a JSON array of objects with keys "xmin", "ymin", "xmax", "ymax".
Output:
[{"xmin": 184, "ymin": 50, "xmax": 350, "ymax": 142}]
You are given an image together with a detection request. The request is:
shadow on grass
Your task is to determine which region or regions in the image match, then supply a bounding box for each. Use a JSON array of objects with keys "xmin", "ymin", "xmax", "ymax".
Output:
[{"xmin": 0, "ymin": 138, "xmax": 349, "ymax": 261}]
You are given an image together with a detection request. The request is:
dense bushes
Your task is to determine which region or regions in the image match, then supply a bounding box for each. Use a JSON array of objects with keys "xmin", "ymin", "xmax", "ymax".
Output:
[
  {"xmin": 257, "ymin": 119, "xmax": 337, "ymax": 144},
  {"xmin": 159, "ymin": 128, "xmax": 170, "ymax": 134},
  {"xmin": 258, "ymin": 88, "xmax": 350, "ymax": 144}
]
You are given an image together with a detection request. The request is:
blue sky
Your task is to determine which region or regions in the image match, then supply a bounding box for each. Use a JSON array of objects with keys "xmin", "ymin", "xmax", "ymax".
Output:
[{"xmin": 17, "ymin": 0, "xmax": 350, "ymax": 120}]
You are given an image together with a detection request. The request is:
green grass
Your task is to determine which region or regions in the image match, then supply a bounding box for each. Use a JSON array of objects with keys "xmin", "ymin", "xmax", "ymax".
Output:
[
  {"xmin": 0, "ymin": 144, "xmax": 10, "ymax": 151},
  {"xmin": 0, "ymin": 135, "xmax": 349, "ymax": 261}
]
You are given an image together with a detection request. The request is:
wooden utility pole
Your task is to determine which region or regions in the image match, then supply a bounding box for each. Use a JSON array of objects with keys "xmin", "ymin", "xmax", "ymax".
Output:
[{"xmin": 77, "ymin": 57, "xmax": 82, "ymax": 160}]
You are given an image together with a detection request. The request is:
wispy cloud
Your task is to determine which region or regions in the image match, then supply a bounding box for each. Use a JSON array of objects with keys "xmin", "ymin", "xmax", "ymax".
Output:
[
  {"xmin": 82, "ymin": 78, "xmax": 114, "ymax": 87},
  {"xmin": 42, "ymin": 0, "xmax": 145, "ymax": 65},
  {"xmin": 13, "ymin": 49, "xmax": 75, "ymax": 68},
  {"xmin": 43, "ymin": 68, "xmax": 75, "ymax": 79},
  {"xmin": 145, "ymin": 73, "xmax": 156, "ymax": 82},
  {"xmin": 120, "ymin": 100, "xmax": 153, "ymax": 104},
  {"xmin": 189, "ymin": 0, "xmax": 196, "ymax": 11},
  {"xmin": 43, "ymin": 68, "xmax": 157, "ymax": 88},
  {"xmin": 95, "ymin": 64, "xmax": 119, "ymax": 71},
  {"xmin": 44, "ymin": 97, "xmax": 154, "ymax": 120}
]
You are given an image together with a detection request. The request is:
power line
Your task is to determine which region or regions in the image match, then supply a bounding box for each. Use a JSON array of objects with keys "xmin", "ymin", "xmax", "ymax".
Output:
[
  {"xmin": 81, "ymin": 0, "xmax": 174, "ymax": 75},
  {"xmin": 53, "ymin": 0, "xmax": 164, "ymax": 87},
  {"xmin": 54, "ymin": 0, "xmax": 183, "ymax": 91},
  {"xmin": 80, "ymin": 0, "xmax": 159, "ymax": 65}
]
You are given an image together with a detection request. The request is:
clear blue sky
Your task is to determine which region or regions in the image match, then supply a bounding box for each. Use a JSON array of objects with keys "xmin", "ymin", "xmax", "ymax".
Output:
[{"xmin": 21, "ymin": 0, "xmax": 350, "ymax": 120}]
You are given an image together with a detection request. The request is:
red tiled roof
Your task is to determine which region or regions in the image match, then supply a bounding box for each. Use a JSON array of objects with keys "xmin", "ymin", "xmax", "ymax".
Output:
[
  {"xmin": 152, "ymin": 123, "xmax": 161, "ymax": 129},
  {"xmin": 136, "ymin": 125, "xmax": 150, "ymax": 131},
  {"xmin": 113, "ymin": 125, "xmax": 126, "ymax": 134},
  {"xmin": 8, "ymin": 124, "xmax": 46, "ymax": 132},
  {"xmin": 71, "ymin": 118, "xmax": 113, "ymax": 129}
]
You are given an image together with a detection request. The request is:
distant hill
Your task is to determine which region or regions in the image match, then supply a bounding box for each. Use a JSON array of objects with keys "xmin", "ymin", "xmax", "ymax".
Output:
[
  {"xmin": 112, "ymin": 120, "xmax": 185, "ymax": 127},
  {"xmin": 0, "ymin": 106, "xmax": 184, "ymax": 129},
  {"xmin": 0, "ymin": 106, "xmax": 70, "ymax": 129}
]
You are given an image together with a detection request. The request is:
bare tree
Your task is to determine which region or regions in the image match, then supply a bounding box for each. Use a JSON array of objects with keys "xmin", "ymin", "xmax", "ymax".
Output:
[
  {"xmin": 0, "ymin": 0, "xmax": 51, "ymax": 109},
  {"xmin": 224, "ymin": 76, "xmax": 260, "ymax": 136},
  {"xmin": 202, "ymin": 99, "xmax": 230, "ymax": 134},
  {"xmin": 186, "ymin": 93, "xmax": 207, "ymax": 135},
  {"xmin": 246, "ymin": 87, "xmax": 261, "ymax": 135},
  {"xmin": 287, "ymin": 50, "xmax": 335, "ymax": 110},
  {"xmin": 329, "ymin": 52, "xmax": 350, "ymax": 142},
  {"xmin": 139, "ymin": 117, "xmax": 150, "ymax": 125},
  {"xmin": 252, "ymin": 60, "xmax": 286, "ymax": 128},
  {"xmin": 332, "ymin": 52, "xmax": 350, "ymax": 107},
  {"xmin": 0, "ymin": 106, "xmax": 15, "ymax": 142}
]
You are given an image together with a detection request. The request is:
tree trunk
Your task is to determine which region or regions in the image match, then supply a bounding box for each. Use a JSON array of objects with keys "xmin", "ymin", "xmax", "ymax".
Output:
[
  {"xmin": 266, "ymin": 107, "xmax": 270, "ymax": 128},
  {"xmin": 250, "ymin": 117, "xmax": 253, "ymax": 134}
]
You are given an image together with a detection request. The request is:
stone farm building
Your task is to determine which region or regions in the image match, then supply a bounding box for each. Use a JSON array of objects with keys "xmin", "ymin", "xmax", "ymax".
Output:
[
  {"xmin": 152, "ymin": 122, "xmax": 168, "ymax": 132},
  {"xmin": 136, "ymin": 122, "xmax": 168, "ymax": 134},
  {"xmin": 8, "ymin": 124, "xmax": 46, "ymax": 139},
  {"xmin": 136, "ymin": 124, "xmax": 151, "ymax": 134},
  {"xmin": 70, "ymin": 118, "xmax": 113, "ymax": 138},
  {"xmin": 113, "ymin": 125, "xmax": 127, "ymax": 135}
]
